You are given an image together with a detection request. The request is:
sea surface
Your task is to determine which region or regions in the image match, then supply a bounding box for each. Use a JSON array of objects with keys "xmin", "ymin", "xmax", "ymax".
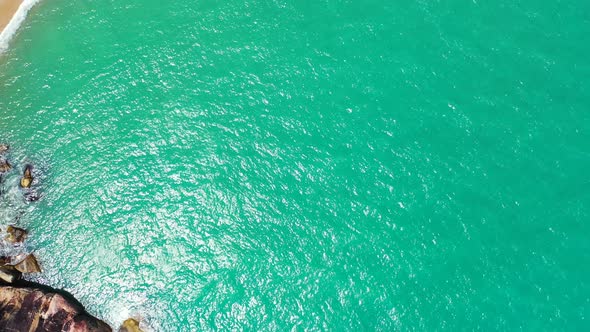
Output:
[{"xmin": 1, "ymin": 0, "xmax": 589, "ymax": 330}]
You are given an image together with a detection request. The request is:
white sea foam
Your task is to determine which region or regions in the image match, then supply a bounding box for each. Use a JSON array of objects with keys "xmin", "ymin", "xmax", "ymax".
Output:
[{"xmin": 0, "ymin": 0, "xmax": 41, "ymax": 52}]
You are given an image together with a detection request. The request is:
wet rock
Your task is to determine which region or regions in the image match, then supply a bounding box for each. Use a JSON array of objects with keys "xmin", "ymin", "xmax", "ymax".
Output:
[
  {"xmin": 0, "ymin": 158, "xmax": 11, "ymax": 173},
  {"xmin": 0, "ymin": 285, "xmax": 112, "ymax": 331},
  {"xmin": 20, "ymin": 164, "xmax": 33, "ymax": 188},
  {"xmin": 0, "ymin": 144, "xmax": 8, "ymax": 153},
  {"xmin": 5, "ymin": 225, "xmax": 28, "ymax": 243},
  {"xmin": 13, "ymin": 254, "xmax": 42, "ymax": 274},
  {"xmin": 119, "ymin": 318, "xmax": 144, "ymax": 332},
  {"xmin": 0, "ymin": 266, "xmax": 21, "ymax": 283}
]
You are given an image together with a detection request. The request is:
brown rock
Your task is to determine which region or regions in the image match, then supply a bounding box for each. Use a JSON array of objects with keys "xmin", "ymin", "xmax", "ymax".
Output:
[
  {"xmin": 119, "ymin": 318, "xmax": 144, "ymax": 332},
  {"xmin": 0, "ymin": 144, "xmax": 8, "ymax": 153},
  {"xmin": 0, "ymin": 256, "xmax": 10, "ymax": 265},
  {"xmin": 20, "ymin": 164, "xmax": 33, "ymax": 188},
  {"xmin": 0, "ymin": 266, "xmax": 21, "ymax": 283},
  {"xmin": 5, "ymin": 225, "xmax": 28, "ymax": 243},
  {"xmin": 14, "ymin": 254, "xmax": 42, "ymax": 274},
  {"xmin": 20, "ymin": 177, "xmax": 32, "ymax": 188},
  {"xmin": 0, "ymin": 159, "xmax": 11, "ymax": 173},
  {"xmin": 0, "ymin": 285, "xmax": 112, "ymax": 331}
]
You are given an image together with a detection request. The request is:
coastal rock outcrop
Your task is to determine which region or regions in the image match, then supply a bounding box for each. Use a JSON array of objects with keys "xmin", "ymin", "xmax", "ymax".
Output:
[
  {"xmin": 20, "ymin": 164, "xmax": 34, "ymax": 188},
  {"xmin": 0, "ymin": 266, "xmax": 21, "ymax": 283},
  {"xmin": 13, "ymin": 254, "xmax": 42, "ymax": 274},
  {"xmin": 0, "ymin": 148, "xmax": 123, "ymax": 331},
  {"xmin": 0, "ymin": 254, "xmax": 42, "ymax": 282},
  {"xmin": 5, "ymin": 225, "xmax": 28, "ymax": 243},
  {"xmin": 0, "ymin": 158, "xmax": 11, "ymax": 173},
  {"xmin": 0, "ymin": 285, "xmax": 112, "ymax": 332}
]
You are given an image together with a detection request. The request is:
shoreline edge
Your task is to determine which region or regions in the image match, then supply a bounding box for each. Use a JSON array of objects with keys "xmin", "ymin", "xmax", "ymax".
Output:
[{"xmin": 0, "ymin": 0, "xmax": 39, "ymax": 52}]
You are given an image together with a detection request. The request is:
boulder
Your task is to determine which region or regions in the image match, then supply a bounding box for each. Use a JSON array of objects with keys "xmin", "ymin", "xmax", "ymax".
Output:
[
  {"xmin": 0, "ymin": 254, "xmax": 41, "ymax": 282},
  {"xmin": 20, "ymin": 164, "xmax": 33, "ymax": 188},
  {"xmin": 0, "ymin": 144, "xmax": 8, "ymax": 153},
  {"xmin": 13, "ymin": 254, "xmax": 42, "ymax": 274},
  {"xmin": 0, "ymin": 266, "xmax": 21, "ymax": 283},
  {"xmin": 0, "ymin": 285, "xmax": 112, "ymax": 331},
  {"xmin": 119, "ymin": 318, "xmax": 144, "ymax": 332},
  {"xmin": 0, "ymin": 159, "xmax": 11, "ymax": 173},
  {"xmin": 6, "ymin": 225, "xmax": 28, "ymax": 243}
]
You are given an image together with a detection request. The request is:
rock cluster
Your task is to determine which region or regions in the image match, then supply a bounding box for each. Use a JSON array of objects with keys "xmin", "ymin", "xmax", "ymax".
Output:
[
  {"xmin": 0, "ymin": 144, "xmax": 145, "ymax": 331},
  {"xmin": 0, "ymin": 285, "xmax": 112, "ymax": 331},
  {"xmin": 0, "ymin": 145, "xmax": 41, "ymax": 284}
]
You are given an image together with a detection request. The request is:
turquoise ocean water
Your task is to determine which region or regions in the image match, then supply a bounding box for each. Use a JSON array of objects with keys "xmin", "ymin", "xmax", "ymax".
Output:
[{"xmin": 1, "ymin": 0, "xmax": 589, "ymax": 330}]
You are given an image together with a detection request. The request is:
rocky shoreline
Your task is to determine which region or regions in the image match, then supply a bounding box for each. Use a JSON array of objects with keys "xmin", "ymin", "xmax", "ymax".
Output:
[
  {"xmin": 0, "ymin": 144, "xmax": 143, "ymax": 332},
  {"xmin": 0, "ymin": 281, "xmax": 112, "ymax": 331}
]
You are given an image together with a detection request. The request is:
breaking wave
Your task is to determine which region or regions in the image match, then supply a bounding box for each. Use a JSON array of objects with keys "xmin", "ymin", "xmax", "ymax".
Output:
[{"xmin": 0, "ymin": 0, "xmax": 40, "ymax": 52}]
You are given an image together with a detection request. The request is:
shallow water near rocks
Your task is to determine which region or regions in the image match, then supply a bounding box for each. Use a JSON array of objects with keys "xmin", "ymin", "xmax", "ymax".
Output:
[{"xmin": 1, "ymin": 0, "xmax": 590, "ymax": 330}]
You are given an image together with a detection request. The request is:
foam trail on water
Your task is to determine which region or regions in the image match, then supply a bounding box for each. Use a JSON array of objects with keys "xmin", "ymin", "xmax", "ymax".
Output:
[{"xmin": 0, "ymin": 0, "xmax": 41, "ymax": 52}]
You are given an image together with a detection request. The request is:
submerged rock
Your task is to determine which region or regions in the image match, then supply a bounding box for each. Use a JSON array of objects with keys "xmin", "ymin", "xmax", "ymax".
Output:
[
  {"xmin": 13, "ymin": 254, "xmax": 42, "ymax": 274},
  {"xmin": 0, "ymin": 144, "xmax": 8, "ymax": 153},
  {"xmin": 5, "ymin": 225, "xmax": 28, "ymax": 243},
  {"xmin": 20, "ymin": 164, "xmax": 33, "ymax": 188},
  {"xmin": 0, "ymin": 285, "xmax": 112, "ymax": 331},
  {"xmin": 119, "ymin": 318, "xmax": 144, "ymax": 332},
  {"xmin": 0, "ymin": 159, "xmax": 11, "ymax": 173},
  {"xmin": 24, "ymin": 191, "xmax": 41, "ymax": 202}
]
